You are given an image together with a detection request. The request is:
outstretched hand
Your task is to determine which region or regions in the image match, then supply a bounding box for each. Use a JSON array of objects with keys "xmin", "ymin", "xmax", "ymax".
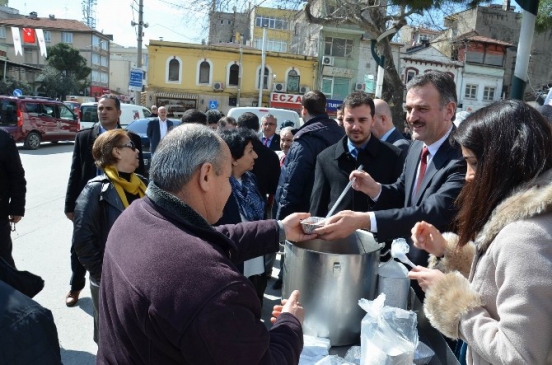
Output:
[
  {"xmin": 281, "ymin": 213, "xmax": 318, "ymax": 242},
  {"xmin": 314, "ymin": 210, "xmax": 369, "ymax": 241},
  {"xmin": 407, "ymin": 266, "xmax": 445, "ymax": 292},
  {"xmin": 350, "ymin": 170, "xmax": 380, "ymax": 199},
  {"xmin": 411, "ymin": 221, "xmax": 447, "ymax": 257},
  {"xmin": 271, "ymin": 290, "xmax": 304, "ymax": 324}
]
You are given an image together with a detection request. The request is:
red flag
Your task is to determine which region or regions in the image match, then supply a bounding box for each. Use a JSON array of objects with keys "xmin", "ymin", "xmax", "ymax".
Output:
[{"xmin": 22, "ymin": 28, "xmax": 35, "ymax": 43}]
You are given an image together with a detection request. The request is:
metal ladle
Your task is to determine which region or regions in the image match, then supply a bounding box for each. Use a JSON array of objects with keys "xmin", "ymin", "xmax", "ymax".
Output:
[{"xmin": 325, "ymin": 164, "xmax": 364, "ymax": 219}]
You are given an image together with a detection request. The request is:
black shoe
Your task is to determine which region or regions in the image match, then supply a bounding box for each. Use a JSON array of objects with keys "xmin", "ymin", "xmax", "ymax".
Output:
[{"xmin": 272, "ymin": 279, "xmax": 283, "ymax": 290}]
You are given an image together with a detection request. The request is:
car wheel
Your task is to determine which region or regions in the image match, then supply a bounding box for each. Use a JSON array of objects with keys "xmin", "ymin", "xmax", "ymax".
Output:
[{"xmin": 24, "ymin": 131, "xmax": 41, "ymax": 150}]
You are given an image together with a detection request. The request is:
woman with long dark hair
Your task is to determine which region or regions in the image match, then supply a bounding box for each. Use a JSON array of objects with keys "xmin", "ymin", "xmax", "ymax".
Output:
[{"xmin": 408, "ymin": 100, "xmax": 552, "ymax": 364}]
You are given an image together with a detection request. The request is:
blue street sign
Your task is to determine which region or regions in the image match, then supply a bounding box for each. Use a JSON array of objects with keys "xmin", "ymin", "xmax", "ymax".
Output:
[
  {"xmin": 208, "ymin": 100, "xmax": 218, "ymax": 110},
  {"xmin": 129, "ymin": 68, "xmax": 143, "ymax": 91},
  {"xmin": 13, "ymin": 89, "xmax": 23, "ymax": 97},
  {"xmin": 326, "ymin": 99, "xmax": 343, "ymax": 112}
]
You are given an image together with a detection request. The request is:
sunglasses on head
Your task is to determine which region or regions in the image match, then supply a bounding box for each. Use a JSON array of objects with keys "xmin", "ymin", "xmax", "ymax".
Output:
[{"xmin": 117, "ymin": 140, "xmax": 136, "ymax": 151}]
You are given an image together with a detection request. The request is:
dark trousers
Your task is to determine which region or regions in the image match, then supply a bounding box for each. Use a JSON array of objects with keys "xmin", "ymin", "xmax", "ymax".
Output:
[
  {"xmin": 0, "ymin": 219, "xmax": 15, "ymax": 268},
  {"xmin": 90, "ymin": 281, "xmax": 100, "ymax": 343},
  {"xmin": 70, "ymin": 244, "xmax": 87, "ymax": 292}
]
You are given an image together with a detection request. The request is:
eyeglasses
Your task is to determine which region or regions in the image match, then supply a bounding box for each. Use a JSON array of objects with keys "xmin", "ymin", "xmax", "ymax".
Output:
[{"xmin": 116, "ymin": 140, "xmax": 136, "ymax": 151}]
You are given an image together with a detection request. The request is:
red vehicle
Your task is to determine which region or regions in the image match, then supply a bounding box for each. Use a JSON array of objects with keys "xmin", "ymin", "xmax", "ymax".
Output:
[{"xmin": 0, "ymin": 96, "xmax": 79, "ymax": 149}]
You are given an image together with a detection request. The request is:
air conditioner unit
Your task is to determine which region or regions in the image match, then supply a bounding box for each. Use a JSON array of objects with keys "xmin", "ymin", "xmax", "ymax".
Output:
[
  {"xmin": 299, "ymin": 86, "xmax": 310, "ymax": 94},
  {"xmin": 355, "ymin": 83, "xmax": 365, "ymax": 91},
  {"xmin": 322, "ymin": 56, "xmax": 335, "ymax": 66},
  {"xmin": 213, "ymin": 82, "xmax": 225, "ymax": 91},
  {"xmin": 273, "ymin": 82, "xmax": 286, "ymax": 92}
]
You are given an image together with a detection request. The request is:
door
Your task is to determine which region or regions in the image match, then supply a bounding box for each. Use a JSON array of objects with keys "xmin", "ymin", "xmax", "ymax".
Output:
[
  {"xmin": 56, "ymin": 103, "xmax": 79, "ymax": 140},
  {"xmin": 37, "ymin": 103, "xmax": 61, "ymax": 140}
]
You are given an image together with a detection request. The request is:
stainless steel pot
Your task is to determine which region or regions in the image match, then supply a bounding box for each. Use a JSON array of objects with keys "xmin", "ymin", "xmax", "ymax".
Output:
[{"xmin": 283, "ymin": 230, "xmax": 383, "ymax": 346}]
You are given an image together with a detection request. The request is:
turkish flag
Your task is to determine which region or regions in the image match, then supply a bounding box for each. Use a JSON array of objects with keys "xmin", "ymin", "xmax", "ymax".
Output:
[{"xmin": 22, "ymin": 28, "xmax": 35, "ymax": 43}]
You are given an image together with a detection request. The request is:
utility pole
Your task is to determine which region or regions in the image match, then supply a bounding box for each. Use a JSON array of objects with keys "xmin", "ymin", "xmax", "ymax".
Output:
[
  {"xmin": 258, "ymin": 25, "xmax": 267, "ymax": 107},
  {"xmin": 511, "ymin": 0, "xmax": 539, "ymax": 100},
  {"xmin": 131, "ymin": 0, "xmax": 148, "ymax": 105}
]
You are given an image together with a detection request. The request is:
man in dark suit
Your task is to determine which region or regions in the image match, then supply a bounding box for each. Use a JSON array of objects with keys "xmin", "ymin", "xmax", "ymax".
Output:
[
  {"xmin": 311, "ymin": 92, "xmax": 405, "ymax": 217},
  {"xmin": 64, "ymin": 94, "xmax": 145, "ymax": 307},
  {"xmin": 147, "ymin": 106, "xmax": 174, "ymax": 154},
  {"xmin": 371, "ymin": 99, "xmax": 410, "ymax": 154},
  {"xmin": 259, "ymin": 114, "xmax": 281, "ymax": 151},
  {"xmin": 318, "ymin": 71, "xmax": 465, "ymax": 271}
]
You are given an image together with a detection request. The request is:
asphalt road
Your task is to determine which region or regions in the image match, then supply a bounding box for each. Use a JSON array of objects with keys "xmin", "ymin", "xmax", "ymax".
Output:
[{"xmin": 13, "ymin": 141, "xmax": 283, "ymax": 364}]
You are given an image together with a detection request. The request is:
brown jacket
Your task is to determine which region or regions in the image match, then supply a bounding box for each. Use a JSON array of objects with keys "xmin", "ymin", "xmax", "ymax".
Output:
[{"xmin": 424, "ymin": 169, "xmax": 552, "ymax": 365}]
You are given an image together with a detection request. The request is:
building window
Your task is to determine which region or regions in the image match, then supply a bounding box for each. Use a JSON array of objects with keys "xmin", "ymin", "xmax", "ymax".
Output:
[
  {"xmin": 324, "ymin": 37, "xmax": 353, "ymax": 57},
  {"xmin": 287, "ymin": 69, "xmax": 300, "ymax": 93},
  {"xmin": 0, "ymin": 27, "xmax": 5, "ymax": 39},
  {"xmin": 405, "ymin": 68, "xmax": 418, "ymax": 83},
  {"xmin": 483, "ymin": 86, "xmax": 495, "ymax": 101},
  {"xmin": 61, "ymin": 32, "xmax": 73, "ymax": 43},
  {"xmin": 92, "ymin": 35, "xmax": 100, "ymax": 47},
  {"xmin": 166, "ymin": 57, "xmax": 182, "ymax": 83},
  {"xmin": 101, "ymin": 40, "xmax": 108, "ymax": 50},
  {"xmin": 255, "ymin": 16, "xmax": 288, "ymax": 30},
  {"xmin": 100, "ymin": 72, "xmax": 108, "ymax": 83},
  {"xmin": 24, "ymin": 48, "xmax": 33, "ymax": 63},
  {"xmin": 100, "ymin": 56, "xmax": 108, "ymax": 67},
  {"xmin": 92, "ymin": 70, "xmax": 100, "ymax": 82},
  {"xmin": 256, "ymin": 66, "xmax": 271, "ymax": 90},
  {"xmin": 199, "ymin": 61, "xmax": 210, "ymax": 84},
  {"xmin": 44, "ymin": 30, "xmax": 51, "ymax": 43},
  {"xmin": 92, "ymin": 53, "xmax": 100, "ymax": 65},
  {"xmin": 229, "ymin": 64, "xmax": 239, "ymax": 86},
  {"xmin": 321, "ymin": 78, "xmax": 333, "ymax": 97},
  {"xmin": 465, "ymin": 84, "xmax": 478, "ymax": 100},
  {"xmin": 333, "ymin": 77, "xmax": 350, "ymax": 100},
  {"xmin": 254, "ymin": 38, "xmax": 288, "ymax": 52}
]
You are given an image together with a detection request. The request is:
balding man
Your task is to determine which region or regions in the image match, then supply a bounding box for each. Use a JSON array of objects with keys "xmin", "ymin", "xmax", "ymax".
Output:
[
  {"xmin": 371, "ymin": 99, "xmax": 410, "ymax": 153},
  {"xmin": 147, "ymin": 106, "xmax": 174, "ymax": 154},
  {"xmin": 98, "ymin": 124, "xmax": 315, "ymax": 364}
]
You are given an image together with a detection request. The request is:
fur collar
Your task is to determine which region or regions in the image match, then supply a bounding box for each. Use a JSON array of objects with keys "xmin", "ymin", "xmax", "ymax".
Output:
[{"xmin": 476, "ymin": 169, "xmax": 552, "ymax": 252}]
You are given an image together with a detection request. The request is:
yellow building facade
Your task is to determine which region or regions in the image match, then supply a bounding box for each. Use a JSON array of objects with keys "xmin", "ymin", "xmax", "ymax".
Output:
[
  {"xmin": 250, "ymin": 7, "xmax": 297, "ymax": 53},
  {"xmin": 145, "ymin": 40, "xmax": 318, "ymax": 114}
]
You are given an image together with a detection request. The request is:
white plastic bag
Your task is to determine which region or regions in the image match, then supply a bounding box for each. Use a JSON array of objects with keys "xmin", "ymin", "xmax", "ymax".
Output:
[
  {"xmin": 359, "ymin": 294, "xmax": 418, "ymax": 365},
  {"xmin": 299, "ymin": 335, "xmax": 331, "ymax": 365}
]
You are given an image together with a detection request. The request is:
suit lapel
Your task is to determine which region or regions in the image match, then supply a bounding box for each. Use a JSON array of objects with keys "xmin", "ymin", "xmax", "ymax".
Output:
[
  {"xmin": 406, "ymin": 141, "xmax": 423, "ymax": 205},
  {"xmin": 413, "ymin": 138, "xmax": 454, "ymax": 204}
]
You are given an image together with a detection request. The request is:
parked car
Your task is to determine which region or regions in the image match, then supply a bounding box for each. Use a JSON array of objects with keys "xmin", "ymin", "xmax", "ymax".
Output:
[
  {"xmin": 79, "ymin": 102, "xmax": 152, "ymax": 130},
  {"xmin": 0, "ymin": 95, "xmax": 79, "ymax": 149},
  {"xmin": 125, "ymin": 117, "xmax": 181, "ymax": 175}
]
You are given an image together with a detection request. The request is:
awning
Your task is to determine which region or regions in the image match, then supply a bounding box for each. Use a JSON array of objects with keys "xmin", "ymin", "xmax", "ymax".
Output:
[{"xmin": 2, "ymin": 59, "xmax": 42, "ymax": 72}]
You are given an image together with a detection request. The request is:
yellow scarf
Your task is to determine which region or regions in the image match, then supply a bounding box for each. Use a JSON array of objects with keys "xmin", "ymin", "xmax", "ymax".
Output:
[{"xmin": 103, "ymin": 165, "xmax": 147, "ymax": 208}]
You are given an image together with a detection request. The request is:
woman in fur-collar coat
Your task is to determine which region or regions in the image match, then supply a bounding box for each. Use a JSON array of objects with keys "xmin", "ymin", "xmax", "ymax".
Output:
[{"xmin": 408, "ymin": 100, "xmax": 552, "ymax": 365}]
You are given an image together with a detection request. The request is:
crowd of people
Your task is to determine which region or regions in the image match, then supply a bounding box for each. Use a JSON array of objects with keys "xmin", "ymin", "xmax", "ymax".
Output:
[{"xmin": 2, "ymin": 70, "xmax": 552, "ymax": 364}]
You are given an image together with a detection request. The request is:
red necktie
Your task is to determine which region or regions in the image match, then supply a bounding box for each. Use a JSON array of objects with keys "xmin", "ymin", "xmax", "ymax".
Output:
[
  {"xmin": 415, "ymin": 146, "xmax": 429, "ymax": 195},
  {"xmin": 264, "ymin": 138, "xmax": 270, "ymax": 146},
  {"xmin": 280, "ymin": 155, "xmax": 286, "ymax": 167}
]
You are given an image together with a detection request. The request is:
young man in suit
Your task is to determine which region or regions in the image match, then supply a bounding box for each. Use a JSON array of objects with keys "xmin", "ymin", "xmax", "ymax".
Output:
[
  {"xmin": 310, "ymin": 92, "xmax": 405, "ymax": 217},
  {"xmin": 64, "ymin": 94, "xmax": 145, "ymax": 307},
  {"xmin": 259, "ymin": 114, "xmax": 281, "ymax": 151},
  {"xmin": 317, "ymin": 71, "xmax": 465, "ymax": 275},
  {"xmin": 147, "ymin": 106, "xmax": 174, "ymax": 154},
  {"xmin": 371, "ymin": 99, "xmax": 410, "ymax": 154}
]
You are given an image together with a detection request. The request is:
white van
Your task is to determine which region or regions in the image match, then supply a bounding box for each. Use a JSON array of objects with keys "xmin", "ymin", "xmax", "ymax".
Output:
[
  {"xmin": 227, "ymin": 107, "xmax": 301, "ymax": 131},
  {"xmin": 79, "ymin": 102, "xmax": 152, "ymax": 130}
]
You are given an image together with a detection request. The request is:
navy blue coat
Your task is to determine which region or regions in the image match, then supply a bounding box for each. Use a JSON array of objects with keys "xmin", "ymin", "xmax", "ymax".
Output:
[{"xmin": 276, "ymin": 115, "xmax": 345, "ymax": 219}]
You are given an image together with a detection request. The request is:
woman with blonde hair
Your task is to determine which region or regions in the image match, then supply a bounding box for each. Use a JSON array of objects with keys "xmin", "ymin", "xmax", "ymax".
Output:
[{"xmin": 73, "ymin": 129, "xmax": 147, "ymax": 342}]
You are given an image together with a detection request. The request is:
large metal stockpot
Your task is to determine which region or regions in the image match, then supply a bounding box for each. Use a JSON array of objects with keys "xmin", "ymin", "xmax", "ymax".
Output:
[{"xmin": 283, "ymin": 230, "xmax": 383, "ymax": 346}]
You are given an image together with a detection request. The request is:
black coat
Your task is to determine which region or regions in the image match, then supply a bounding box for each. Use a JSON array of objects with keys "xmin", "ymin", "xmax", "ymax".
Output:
[
  {"xmin": 0, "ymin": 129, "xmax": 26, "ymax": 219},
  {"xmin": 64, "ymin": 123, "xmax": 145, "ymax": 213},
  {"xmin": 374, "ymin": 137, "xmax": 465, "ymax": 266},
  {"xmin": 73, "ymin": 174, "xmax": 147, "ymax": 283},
  {"xmin": 251, "ymin": 138, "xmax": 280, "ymax": 199},
  {"xmin": 276, "ymin": 115, "xmax": 345, "ymax": 219},
  {"xmin": 0, "ymin": 280, "xmax": 62, "ymax": 364},
  {"xmin": 310, "ymin": 135, "xmax": 405, "ymax": 217},
  {"xmin": 384, "ymin": 128, "xmax": 411, "ymax": 154},
  {"xmin": 146, "ymin": 118, "xmax": 174, "ymax": 154}
]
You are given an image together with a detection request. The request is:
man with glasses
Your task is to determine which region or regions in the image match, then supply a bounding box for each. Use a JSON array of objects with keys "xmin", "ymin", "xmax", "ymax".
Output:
[
  {"xmin": 64, "ymin": 94, "xmax": 145, "ymax": 307},
  {"xmin": 260, "ymin": 114, "xmax": 281, "ymax": 151}
]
